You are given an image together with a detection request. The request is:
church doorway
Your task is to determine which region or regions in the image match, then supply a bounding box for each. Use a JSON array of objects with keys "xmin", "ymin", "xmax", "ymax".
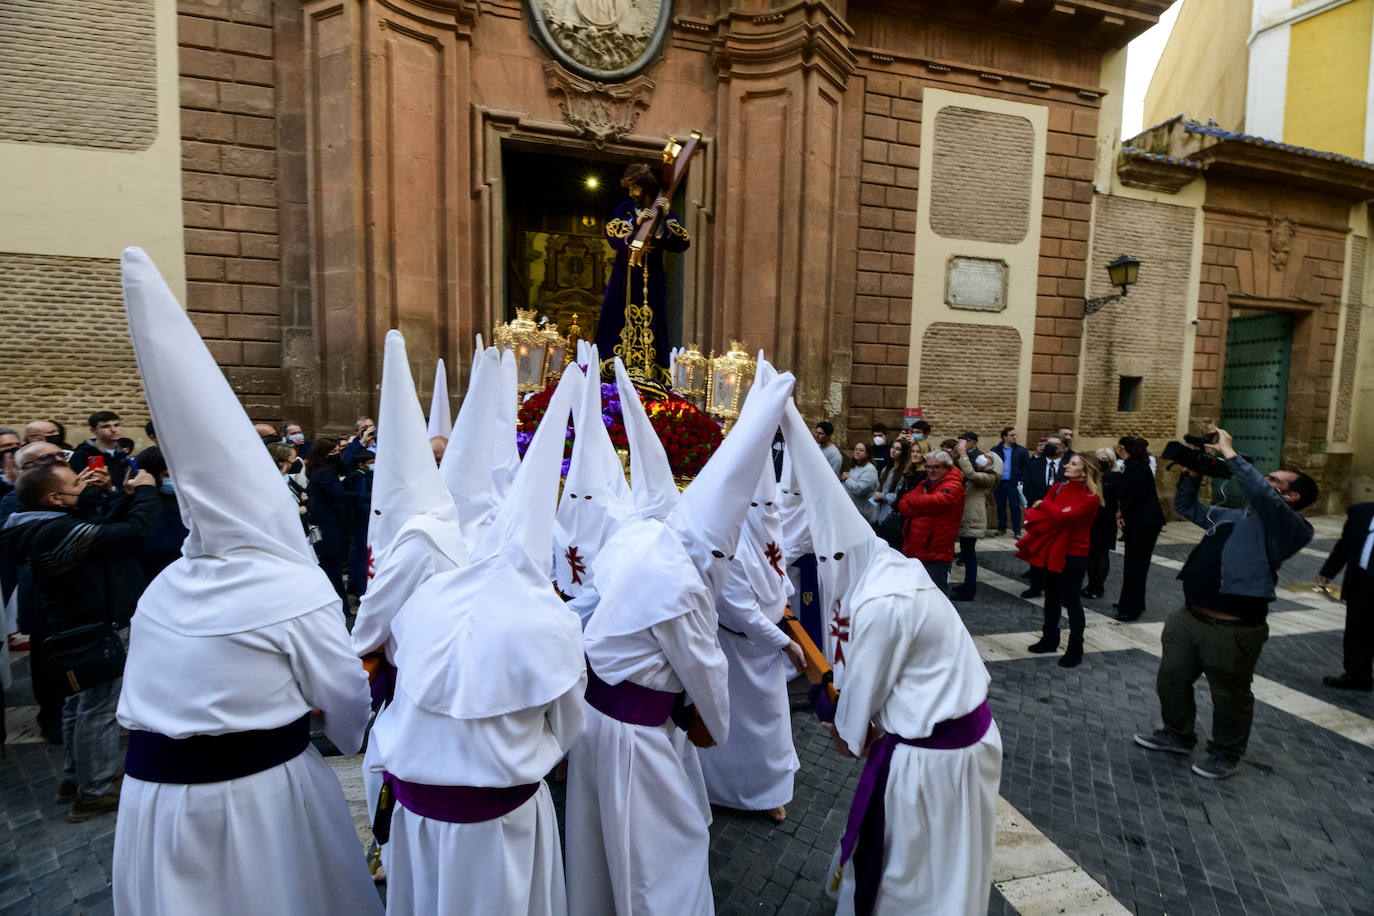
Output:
[
  {"xmin": 501, "ymin": 145, "xmax": 686, "ymax": 350},
  {"xmin": 1218, "ymin": 308, "xmax": 1293, "ymax": 507}
]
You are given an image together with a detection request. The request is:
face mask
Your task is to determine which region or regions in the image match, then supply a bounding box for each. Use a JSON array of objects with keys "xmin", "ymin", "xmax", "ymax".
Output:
[
  {"xmin": 1043, "ymin": 443, "xmax": 1060, "ymax": 458},
  {"xmin": 911, "ymin": 432, "xmax": 923, "ymax": 441},
  {"xmin": 872, "ymin": 436, "xmax": 885, "ymax": 446},
  {"xmin": 159, "ymin": 478, "xmax": 176, "ymax": 495},
  {"xmin": 1098, "ymin": 459, "xmax": 1111, "ymax": 472},
  {"xmin": 45, "ymin": 434, "xmax": 63, "ymax": 446},
  {"xmin": 288, "ymin": 433, "xmax": 304, "ymax": 444}
]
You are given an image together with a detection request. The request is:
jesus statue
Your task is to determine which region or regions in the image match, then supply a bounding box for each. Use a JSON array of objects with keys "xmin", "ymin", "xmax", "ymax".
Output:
[{"xmin": 594, "ymin": 162, "xmax": 690, "ymax": 382}]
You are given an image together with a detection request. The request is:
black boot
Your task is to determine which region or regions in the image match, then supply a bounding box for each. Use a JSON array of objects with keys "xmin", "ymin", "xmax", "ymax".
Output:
[
  {"xmin": 1058, "ymin": 641, "xmax": 1083, "ymax": 668},
  {"xmin": 1028, "ymin": 633, "xmax": 1059, "ymax": 654},
  {"xmin": 950, "ymin": 584, "xmax": 976, "ymax": 601}
]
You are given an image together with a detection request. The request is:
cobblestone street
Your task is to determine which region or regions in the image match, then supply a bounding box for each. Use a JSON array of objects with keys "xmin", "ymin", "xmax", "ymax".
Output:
[{"xmin": 3, "ymin": 520, "xmax": 1371, "ymax": 915}]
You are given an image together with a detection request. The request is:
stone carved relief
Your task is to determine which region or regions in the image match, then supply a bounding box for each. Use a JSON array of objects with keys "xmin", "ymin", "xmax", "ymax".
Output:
[
  {"xmin": 543, "ymin": 61, "xmax": 655, "ymax": 147},
  {"xmin": 1269, "ymin": 217, "xmax": 1294, "ymax": 271},
  {"xmin": 547, "ymin": 0, "xmax": 657, "ymax": 70},
  {"xmin": 528, "ymin": 0, "xmax": 673, "ymax": 80}
]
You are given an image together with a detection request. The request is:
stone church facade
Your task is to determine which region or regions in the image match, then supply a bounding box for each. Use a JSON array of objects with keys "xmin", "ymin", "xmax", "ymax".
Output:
[{"xmin": 2, "ymin": 0, "xmax": 1372, "ymax": 508}]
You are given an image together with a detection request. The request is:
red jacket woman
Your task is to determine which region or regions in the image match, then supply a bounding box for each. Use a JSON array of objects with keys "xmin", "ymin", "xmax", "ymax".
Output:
[
  {"xmin": 1016, "ymin": 480, "xmax": 1099, "ymax": 573},
  {"xmin": 1018, "ymin": 455, "xmax": 1104, "ymax": 668}
]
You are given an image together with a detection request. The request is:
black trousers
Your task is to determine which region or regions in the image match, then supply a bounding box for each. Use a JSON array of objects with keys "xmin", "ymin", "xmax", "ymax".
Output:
[
  {"xmin": 1342, "ymin": 580, "xmax": 1374, "ymax": 680},
  {"xmin": 1085, "ymin": 545, "xmax": 1110, "ymax": 594},
  {"xmin": 1042, "ymin": 555, "xmax": 1087, "ymax": 647},
  {"xmin": 1117, "ymin": 525, "xmax": 1161, "ymax": 618},
  {"xmin": 27, "ymin": 636, "xmax": 65, "ymax": 732}
]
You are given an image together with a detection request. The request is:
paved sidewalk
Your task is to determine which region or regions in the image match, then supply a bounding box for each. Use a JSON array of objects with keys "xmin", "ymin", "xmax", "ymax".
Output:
[{"xmin": 2, "ymin": 518, "xmax": 1371, "ymax": 914}]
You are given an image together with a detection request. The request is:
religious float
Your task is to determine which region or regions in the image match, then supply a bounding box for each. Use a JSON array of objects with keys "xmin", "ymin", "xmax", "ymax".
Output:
[{"xmin": 492, "ymin": 130, "xmax": 759, "ymax": 482}]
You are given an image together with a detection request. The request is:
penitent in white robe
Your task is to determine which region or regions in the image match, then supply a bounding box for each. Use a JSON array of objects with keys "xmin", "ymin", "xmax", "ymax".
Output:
[
  {"xmin": 350, "ymin": 516, "xmax": 468, "ymax": 839},
  {"xmin": 831, "ymin": 555, "xmax": 1001, "ymax": 916},
  {"xmin": 699, "ymin": 557, "xmax": 799, "ymax": 812},
  {"xmin": 113, "ymin": 604, "xmax": 381, "ymax": 916},
  {"xmin": 367, "ymin": 686, "xmax": 585, "ymax": 915},
  {"xmin": 370, "ymin": 553, "xmax": 587, "ymax": 916},
  {"xmin": 566, "ymin": 519, "xmax": 730, "ymax": 916}
]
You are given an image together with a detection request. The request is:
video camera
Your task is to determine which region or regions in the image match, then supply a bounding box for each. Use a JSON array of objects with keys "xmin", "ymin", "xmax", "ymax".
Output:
[{"xmin": 1160, "ymin": 432, "xmax": 1245, "ymax": 479}]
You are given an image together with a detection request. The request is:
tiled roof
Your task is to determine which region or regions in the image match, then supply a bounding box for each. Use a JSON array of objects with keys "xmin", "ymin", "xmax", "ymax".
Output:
[
  {"xmin": 1181, "ymin": 121, "xmax": 1374, "ymax": 170},
  {"xmin": 1119, "ymin": 146, "xmax": 1204, "ymax": 169}
]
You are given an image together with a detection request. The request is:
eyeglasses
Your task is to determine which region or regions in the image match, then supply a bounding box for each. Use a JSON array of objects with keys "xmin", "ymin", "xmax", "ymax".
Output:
[{"xmin": 18, "ymin": 450, "xmax": 73, "ymax": 471}]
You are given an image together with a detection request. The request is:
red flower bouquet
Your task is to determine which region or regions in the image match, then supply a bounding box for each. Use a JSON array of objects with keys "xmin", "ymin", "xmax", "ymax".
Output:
[{"xmin": 516, "ymin": 380, "xmax": 723, "ymax": 479}]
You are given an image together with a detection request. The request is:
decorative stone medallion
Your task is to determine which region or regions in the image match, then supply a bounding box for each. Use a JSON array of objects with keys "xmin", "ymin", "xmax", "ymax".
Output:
[{"xmin": 527, "ymin": 0, "xmax": 673, "ymax": 81}]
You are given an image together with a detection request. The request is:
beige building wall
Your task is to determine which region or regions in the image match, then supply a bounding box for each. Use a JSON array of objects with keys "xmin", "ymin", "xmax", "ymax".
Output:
[
  {"xmin": 0, "ymin": 0, "xmax": 185, "ymax": 438},
  {"xmin": 907, "ymin": 88, "xmax": 1048, "ymax": 438},
  {"xmin": 1142, "ymin": 0, "xmax": 1253, "ymax": 132},
  {"xmin": 1083, "ymin": 42, "xmax": 1205, "ymax": 465}
]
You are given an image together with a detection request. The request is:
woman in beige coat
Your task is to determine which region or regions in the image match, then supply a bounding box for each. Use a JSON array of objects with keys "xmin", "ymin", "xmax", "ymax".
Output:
[{"xmin": 951, "ymin": 435, "xmax": 1002, "ymax": 601}]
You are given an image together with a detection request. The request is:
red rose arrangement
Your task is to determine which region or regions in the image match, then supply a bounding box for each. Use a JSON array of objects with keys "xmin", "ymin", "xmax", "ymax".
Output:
[{"xmin": 516, "ymin": 380, "xmax": 723, "ymax": 479}]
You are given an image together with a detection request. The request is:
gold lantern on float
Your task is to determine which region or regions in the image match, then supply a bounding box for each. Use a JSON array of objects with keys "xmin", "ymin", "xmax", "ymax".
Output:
[
  {"xmin": 673, "ymin": 343, "xmax": 708, "ymax": 402},
  {"xmin": 493, "ymin": 309, "xmax": 549, "ymax": 395},
  {"xmin": 705, "ymin": 341, "xmax": 756, "ymax": 431},
  {"xmin": 541, "ymin": 318, "xmax": 570, "ymax": 385}
]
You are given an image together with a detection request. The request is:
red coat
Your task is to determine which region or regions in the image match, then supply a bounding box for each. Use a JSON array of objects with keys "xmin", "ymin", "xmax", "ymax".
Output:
[
  {"xmin": 1016, "ymin": 480, "xmax": 1100, "ymax": 573},
  {"xmin": 897, "ymin": 470, "xmax": 965, "ymax": 562}
]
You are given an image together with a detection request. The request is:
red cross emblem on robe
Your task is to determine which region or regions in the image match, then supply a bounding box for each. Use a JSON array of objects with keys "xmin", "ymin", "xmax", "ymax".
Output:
[
  {"xmin": 829, "ymin": 600, "xmax": 850, "ymax": 665},
  {"xmin": 765, "ymin": 541, "xmax": 784, "ymax": 578},
  {"xmin": 565, "ymin": 545, "xmax": 587, "ymax": 585}
]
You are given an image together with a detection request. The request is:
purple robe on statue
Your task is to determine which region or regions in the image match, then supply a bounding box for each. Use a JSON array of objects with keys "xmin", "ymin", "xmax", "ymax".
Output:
[{"xmin": 594, "ymin": 198, "xmax": 690, "ymax": 376}]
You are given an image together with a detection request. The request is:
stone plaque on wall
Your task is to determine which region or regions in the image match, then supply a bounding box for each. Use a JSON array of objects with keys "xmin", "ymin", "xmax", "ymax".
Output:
[{"xmin": 945, "ymin": 256, "xmax": 1007, "ymax": 312}]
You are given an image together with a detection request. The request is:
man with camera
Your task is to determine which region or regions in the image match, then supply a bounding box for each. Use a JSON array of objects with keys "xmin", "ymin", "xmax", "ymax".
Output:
[
  {"xmin": 1134, "ymin": 427, "xmax": 1316, "ymax": 779},
  {"xmin": 3, "ymin": 460, "xmax": 158, "ymax": 820}
]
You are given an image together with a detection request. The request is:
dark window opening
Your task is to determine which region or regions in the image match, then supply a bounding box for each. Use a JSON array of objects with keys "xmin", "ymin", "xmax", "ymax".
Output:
[{"xmin": 1118, "ymin": 376, "xmax": 1142, "ymax": 412}]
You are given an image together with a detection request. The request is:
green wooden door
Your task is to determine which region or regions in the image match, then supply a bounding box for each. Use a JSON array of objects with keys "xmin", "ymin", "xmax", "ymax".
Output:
[{"xmin": 1219, "ymin": 312, "xmax": 1292, "ymax": 476}]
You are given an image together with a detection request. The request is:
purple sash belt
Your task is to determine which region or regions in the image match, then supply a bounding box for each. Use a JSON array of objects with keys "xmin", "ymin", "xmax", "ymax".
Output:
[
  {"xmin": 583, "ymin": 658, "xmax": 680, "ymax": 727},
  {"xmin": 839, "ymin": 699, "xmax": 993, "ymax": 916},
  {"xmin": 382, "ymin": 772, "xmax": 540, "ymax": 824},
  {"xmin": 125, "ymin": 713, "xmax": 311, "ymax": 785}
]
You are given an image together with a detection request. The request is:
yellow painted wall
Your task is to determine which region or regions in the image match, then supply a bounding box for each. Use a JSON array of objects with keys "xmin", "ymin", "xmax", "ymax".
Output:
[
  {"xmin": 1143, "ymin": 0, "xmax": 1253, "ymax": 134},
  {"xmin": 1284, "ymin": 0, "xmax": 1373, "ymax": 158}
]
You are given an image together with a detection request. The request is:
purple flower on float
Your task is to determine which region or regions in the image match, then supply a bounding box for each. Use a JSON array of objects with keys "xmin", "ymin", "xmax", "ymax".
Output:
[
  {"xmin": 515, "ymin": 430, "xmax": 533, "ymax": 457},
  {"xmin": 560, "ymin": 457, "xmax": 572, "ymax": 477}
]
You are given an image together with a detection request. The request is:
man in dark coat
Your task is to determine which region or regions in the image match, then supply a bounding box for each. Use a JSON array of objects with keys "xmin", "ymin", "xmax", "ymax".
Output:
[
  {"xmin": 1316, "ymin": 501, "xmax": 1374, "ymax": 690},
  {"xmin": 993, "ymin": 426, "xmax": 1029, "ymax": 536},
  {"xmin": 68, "ymin": 411, "xmax": 133, "ymax": 489},
  {"xmin": 3, "ymin": 461, "xmax": 158, "ymax": 820}
]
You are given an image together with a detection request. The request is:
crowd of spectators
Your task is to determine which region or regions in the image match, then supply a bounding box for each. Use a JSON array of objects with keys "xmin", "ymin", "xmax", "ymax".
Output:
[
  {"xmin": 0, "ymin": 408, "xmax": 371, "ymax": 819},
  {"xmin": 809, "ymin": 417, "xmax": 1320, "ymax": 686}
]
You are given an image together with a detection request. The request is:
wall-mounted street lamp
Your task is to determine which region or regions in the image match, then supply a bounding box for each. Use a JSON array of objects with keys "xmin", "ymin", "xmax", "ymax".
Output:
[{"xmin": 1083, "ymin": 253, "xmax": 1141, "ymax": 315}]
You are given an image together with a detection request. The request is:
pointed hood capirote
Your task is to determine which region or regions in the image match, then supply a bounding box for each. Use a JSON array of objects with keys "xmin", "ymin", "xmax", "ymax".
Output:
[
  {"xmin": 368, "ymin": 331, "xmax": 462, "ymax": 566},
  {"xmin": 613, "ymin": 356, "xmax": 679, "ymax": 521},
  {"xmin": 777, "ymin": 396, "xmax": 932, "ymax": 621},
  {"xmin": 667, "ymin": 368, "xmax": 796, "ymax": 597},
  {"xmin": 439, "ymin": 346, "xmax": 502, "ymax": 548},
  {"xmin": 554, "ymin": 345, "xmax": 632, "ymax": 596},
  {"xmin": 392, "ymin": 363, "xmax": 586, "ymax": 720},
  {"xmin": 491, "ymin": 347, "xmax": 521, "ymax": 501},
  {"xmin": 426, "ymin": 358, "xmax": 451, "ymax": 439},
  {"xmin": 121, "ymin": 247, "xmax": 340, "ymax": 635}
]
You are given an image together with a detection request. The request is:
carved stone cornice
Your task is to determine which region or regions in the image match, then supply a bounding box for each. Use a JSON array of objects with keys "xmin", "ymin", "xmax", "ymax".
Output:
[
  {"xmin": 542, "ymin": 60, "xmax": 656, "ymax": 149},
  {"xmin": 710, "ymin": 0, "xmax": 857, "ymax": 91},
  {"xmin": 372, "ymin": 0, "xmax": 479, "ymax": 36}
]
